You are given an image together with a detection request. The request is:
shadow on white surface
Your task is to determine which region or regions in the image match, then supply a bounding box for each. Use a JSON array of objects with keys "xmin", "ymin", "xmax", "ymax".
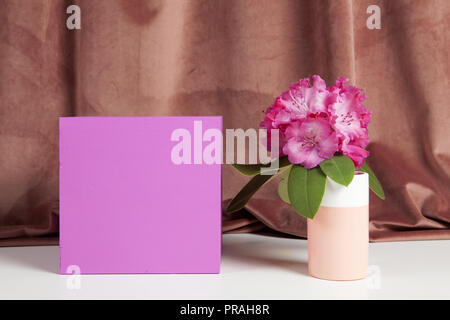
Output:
[
  {"xmin": 0, "ymin": 245, "xmax": 59, "ymax": 274},
  {"xmin": 0, "ymin": 235, "xmax": 449, "ymax": 299},
  {"xmin": 222, "ymin": 233, "xmax": 309, "ymax": 276}
]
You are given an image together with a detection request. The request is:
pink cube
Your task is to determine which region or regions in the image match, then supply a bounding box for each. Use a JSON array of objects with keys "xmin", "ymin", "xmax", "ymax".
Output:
[{"xmin": 60, "ymin": 117, "xmax": 222, "ymax": 274}]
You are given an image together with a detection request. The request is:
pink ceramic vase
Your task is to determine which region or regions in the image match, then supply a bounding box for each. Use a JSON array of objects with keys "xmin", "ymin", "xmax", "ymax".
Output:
[{"xmin": 307, "ymin": 172, "xmax": 369, "ymax": 281}]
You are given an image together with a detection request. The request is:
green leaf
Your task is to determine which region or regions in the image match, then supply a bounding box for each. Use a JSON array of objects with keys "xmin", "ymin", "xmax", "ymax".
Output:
[
  {"xmin": 232, "ymin": 156, "xmax": 291, "ymax": 176},
  {"xmin": 319, "ymin": 155, "xmax": 355, "ymax": 186},
  {"xmin": 288, "ymin": 165, "xmax": 327, "ymax": 219},
  {"xmin": 277, "ymin": 166, "xmax": 292, "ymax": 204},
  {"xmin": 282, "ymin": 165, "xmax": 292, "ymax": 179},
  {"xmin": 359, "ymin": 162, "xmax": 385, "ymax": 200},
  {"xmin": 227, "ymin": 170, "xmax": 281, "ymax": 213}
]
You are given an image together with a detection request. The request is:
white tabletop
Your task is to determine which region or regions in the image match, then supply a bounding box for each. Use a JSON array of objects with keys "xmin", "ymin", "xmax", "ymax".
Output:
[{"xmin": 0, "ymin": 233, "xmax": 449, "ymax": 299}]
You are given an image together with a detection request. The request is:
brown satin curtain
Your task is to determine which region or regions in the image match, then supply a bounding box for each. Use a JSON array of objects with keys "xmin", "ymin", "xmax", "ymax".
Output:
[{"xmin": 0, "ymin": 0, "xmax": 449, "ymax": 246}]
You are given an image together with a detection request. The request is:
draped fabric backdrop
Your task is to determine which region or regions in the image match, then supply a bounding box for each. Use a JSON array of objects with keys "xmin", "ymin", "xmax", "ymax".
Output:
[{"xmin": 1, "ymin": 0, "xmax": 449, "ymax": 246}]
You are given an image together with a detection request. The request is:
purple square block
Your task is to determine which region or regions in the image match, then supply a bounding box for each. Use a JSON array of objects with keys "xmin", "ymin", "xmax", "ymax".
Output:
[{"xmin": 60, "ymin": 117, "xmax": 222, "ymax": 274}]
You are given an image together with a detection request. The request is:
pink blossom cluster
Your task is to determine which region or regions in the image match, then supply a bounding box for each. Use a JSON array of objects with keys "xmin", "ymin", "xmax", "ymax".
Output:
[{"xmin": 260, "ymin": 75, "xmax": 371, "ymax": 169}]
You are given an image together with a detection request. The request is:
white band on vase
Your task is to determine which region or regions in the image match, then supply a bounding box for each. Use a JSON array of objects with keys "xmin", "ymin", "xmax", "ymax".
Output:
[{"xmin": 320, "ymin": 172, "xmax": 369, "ymax": 208}]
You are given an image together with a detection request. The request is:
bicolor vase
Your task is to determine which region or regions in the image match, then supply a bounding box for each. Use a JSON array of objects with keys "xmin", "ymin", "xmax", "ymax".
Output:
[{"xmin": 307, "ymin": 172, "xmax": 369, "ymax": 281}]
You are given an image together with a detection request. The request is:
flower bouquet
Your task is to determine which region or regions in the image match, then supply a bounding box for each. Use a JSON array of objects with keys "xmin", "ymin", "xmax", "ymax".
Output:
[
  {"xmin": 227, "ymin": 75, "xmax": 384, "ymax": 219},
  {"xmin": 227, "ymin": 75, "xmax": 385, "ymax": 280}
]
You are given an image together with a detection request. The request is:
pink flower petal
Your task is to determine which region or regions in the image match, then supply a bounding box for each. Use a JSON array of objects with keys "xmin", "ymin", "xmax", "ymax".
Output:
[{"xmin": 282, "ymin": 118, "xmax": 338, "ymax": 168}]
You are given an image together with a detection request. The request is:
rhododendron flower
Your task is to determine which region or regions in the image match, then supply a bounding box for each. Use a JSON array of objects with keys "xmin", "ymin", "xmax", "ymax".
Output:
[
  {"xmin": 260, "ymin": 75, "xmax": 371, "ymax": 169},
  {"xmin": 229, "ymin": 75, "xmax": 384, "ymax": 220},
  {"xmin": 328, "ymin": 77, "xmax": 371, "ymax": 141},
  {"xmin": 283, "ymin": 118, "xmax": 338, "ymax": 169},
  {"xmin": 278, "ymin": 75, "xmax": 332, "ymax": 119},
  {"xmin": 341, "ymin": 143, "xmax": 369, "ymax": 170},
  {"xmin": 327, "ymin": 77, "xmax": 371, "ymax": 169},
  {"xmin": 260, "ymin": 75, "xmax": 336, "ymax": 153}
]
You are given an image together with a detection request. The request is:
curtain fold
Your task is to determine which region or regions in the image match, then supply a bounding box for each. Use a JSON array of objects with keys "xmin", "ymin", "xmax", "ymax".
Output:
[{"xmin": 0, "ymin": 0, "xmax": 449, "ymax": 245}]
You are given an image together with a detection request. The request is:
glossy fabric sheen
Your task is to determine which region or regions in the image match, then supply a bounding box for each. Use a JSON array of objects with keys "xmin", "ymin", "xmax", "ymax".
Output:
[{"xmin": 0, "ymin": 0, "xmax": 449, "ymax": 245}]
